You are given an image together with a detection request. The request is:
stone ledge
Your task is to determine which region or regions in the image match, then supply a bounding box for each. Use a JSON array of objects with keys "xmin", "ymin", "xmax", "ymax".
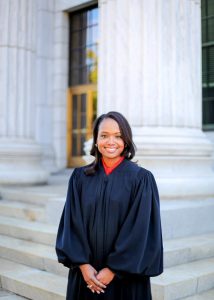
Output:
[
  {"xmin": 0, "ymin": 186, "xmax": 66, "ymax": 205},
  {"xmin": 183, "ymin": 288, "xmax": 214, "ymax": 299},
  {"xmin": 0, "ymin": 232, "xmax": 214, "ymax": 274},
  {"xmin": 0, "ymin": 216, "xmax": 57, "ymax": 246},
  {"xmin": 164, "ymin": 233, "xmax": 214, "ymax": 267},
  {"xmin": 151, "ymin": 257, "xmax": 214, "ymax": 300},
  {"xmin": 1, "ymin": 185, "xmax": 214, "ymax": 239},
  {"xmin": 0, "ymin": 258, "xmax": 66, "ymax": 300},
  {"xmin": 0, "ymin": 235, "xmax": 67, "ymax": 277},
  {"xmin": 161, "ymin": 199, "xmax": 214, "ymax": 240},
  {"xmin": 0, "ymin": 200, "xmax": 45, "ymax": 222},
  {"xmin": 0, "ymin": 287, "xmax": 28, "ymax": 299}
]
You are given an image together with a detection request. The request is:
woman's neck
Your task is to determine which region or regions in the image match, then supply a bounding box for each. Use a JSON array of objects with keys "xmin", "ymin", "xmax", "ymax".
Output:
[{"xmin": 101, "ymin": 156, "xmax": 124, "ymax": 168}]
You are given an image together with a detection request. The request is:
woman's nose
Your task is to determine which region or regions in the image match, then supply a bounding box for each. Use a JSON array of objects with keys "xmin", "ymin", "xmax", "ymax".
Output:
[{"xmin": 107, "ymin": 136, "xmax": 116, "ymax": 144}]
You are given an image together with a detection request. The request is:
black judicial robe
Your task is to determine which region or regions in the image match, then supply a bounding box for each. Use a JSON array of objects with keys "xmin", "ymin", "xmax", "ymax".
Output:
[{"xmin": 56, "ymin": 158, "xmax": 163, "ymax": 300}]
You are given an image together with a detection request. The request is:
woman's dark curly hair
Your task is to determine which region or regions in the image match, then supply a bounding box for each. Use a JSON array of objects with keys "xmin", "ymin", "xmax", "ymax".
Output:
[{"xmin": 84, "ymin": 111, "xmax": 137, "ymax": 175}]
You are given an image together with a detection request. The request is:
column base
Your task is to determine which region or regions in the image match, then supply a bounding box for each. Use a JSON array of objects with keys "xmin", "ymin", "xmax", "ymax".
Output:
[
  {"xmin": 135, "ymin": 156, "xmax": 214, "ymax": 199},
  {"xmin": 0, "ymin": 139, "xmax": 49, "ymax": 185},
  {"xmin": 133, "ymin": 127, "xmax": 214, "ymax": 199}
]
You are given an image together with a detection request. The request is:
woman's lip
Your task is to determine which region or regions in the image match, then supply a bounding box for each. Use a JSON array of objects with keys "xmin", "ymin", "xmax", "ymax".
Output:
[
  {"xmin": 105, "ymin": 147, "xmax": 117, "ymax": 152},
  {"xmin": 105, "ymin": 147, "xmax": 117, "ymax": 149}
]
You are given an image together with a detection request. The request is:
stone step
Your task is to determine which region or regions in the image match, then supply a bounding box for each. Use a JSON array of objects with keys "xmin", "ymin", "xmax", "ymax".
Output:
[
  {"xmin": 1, "ymin": 186, "xmax": 214, "ymax": 239},
  {"xmin": 1, "ymin": 255, "xmax": 213, "ymax": 300},
  {"xmin": 0, "ymin": 235, "xmax": 68, "ymax": 277},
  {"xmin": 183, "ymin": 288, "xmax": 214, "ymax": 299},
  {"xmin": 0, "ymin": 200, "xmax": 45, "ymax": 222},
  {"xmin": 0, "ymin": 258, "xmax": 66, "ymax": 300},
  {"xmin": 0, "ymin": 229, "xmax": 213, "ymax": 280},
  {"xmin": 0, "ymin": 231, "xmax": 213, "ymax": 275},
  {"xmin": 0, "ymin": 216, "xmax": 57, "ymax": 246},
  {"xmin": 164, "ymin": 232, "xmax": 214, "ymax": 268},
  {"xmin": 0, "ymin": 296, "xmax": 27, "ymax": 300},
  {"xmin": 0, "ymin": 229, "xmax": 213, "ymax": 300},
  {"xmin": 151, "ymin": 257, "xmax": 214, "ymax": 300},
  {"xmin": 0, "ymin": 186, "xmax": 66, "ymax": 206},
  {"xmin": 0, "ymin": 185, "xmax": 214, "ymax": 240},
  {"xmin": 0, "ymin": 295, "xmax": 28, "ymax": 299},
  {"xmin": 0, "ymin": 288, "xmax": 28, "ymax": 299},
  {"xmin": 161, "ymin": 198, "xmax": 214, "ymax": 240}
]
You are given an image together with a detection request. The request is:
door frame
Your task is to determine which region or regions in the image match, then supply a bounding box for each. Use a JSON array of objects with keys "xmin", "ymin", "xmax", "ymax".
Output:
[{"xmin": 67, "ymin": 84, "xmax": 97, "ymax": 167}]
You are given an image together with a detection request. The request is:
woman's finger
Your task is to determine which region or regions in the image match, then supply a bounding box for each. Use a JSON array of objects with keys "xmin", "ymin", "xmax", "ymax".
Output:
[
  {"xmin": 87, "ymin": 284, "xmax": 104, "ymax": 294},
  {"xmin": 87, "ymin": 285, "xmax": 95, "ymax": 293},
  {"xmin": 91, "ymin": 276, "xmax": 106, "ymax": 289},
  {"xmin": 87, "ymin": 279, "xmax": 105, "ymax": 293}
]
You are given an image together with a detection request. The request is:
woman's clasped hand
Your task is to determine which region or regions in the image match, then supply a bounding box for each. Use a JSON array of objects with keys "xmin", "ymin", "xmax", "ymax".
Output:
[{"xmin": 79, "ymin": 264, "xmax": 115, "ymax": 294}]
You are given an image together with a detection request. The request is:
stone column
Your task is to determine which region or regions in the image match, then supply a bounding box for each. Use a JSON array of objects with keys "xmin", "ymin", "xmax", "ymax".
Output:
[
  {"xmin": 0, "ymin": 0, "xmax": 48, "ymax": 185},
  {"xmin": 35, "ymin": 0, "xmax": 55, "ymax": 172},
  {"xmin": 98, "ymin": 0, "xmax": 214, "ymax": 198}
]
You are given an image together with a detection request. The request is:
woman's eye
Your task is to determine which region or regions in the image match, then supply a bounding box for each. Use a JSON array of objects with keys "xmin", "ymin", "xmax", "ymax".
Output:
[
  {"xmin": 116, "ymin": 136, "xmax": 122, "ymax": 139},
  {"xmin": 101, "ymin": 135, "xmax": 106, "ymax": 138}
]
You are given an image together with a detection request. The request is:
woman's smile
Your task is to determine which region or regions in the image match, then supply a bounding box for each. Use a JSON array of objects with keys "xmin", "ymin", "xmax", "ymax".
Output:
[
  {"xmin": 96, "ymin": 118, "xmax": 125, "ymax": 166},
  {"xmin": 105, "ymin": 147, "xmax": 118, "ymax": 153}
]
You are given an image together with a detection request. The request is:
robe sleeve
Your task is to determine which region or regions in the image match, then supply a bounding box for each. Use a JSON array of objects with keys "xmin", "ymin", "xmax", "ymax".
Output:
[
  {"xmin": 106, "ymin": 169, "xmax": 163, "ymax": 277},
  {"xmin": 55, "ymin": 168, "xmax": 91, "ymax": 268}
]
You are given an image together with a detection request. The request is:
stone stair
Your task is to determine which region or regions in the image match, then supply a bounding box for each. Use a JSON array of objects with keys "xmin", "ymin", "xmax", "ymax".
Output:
[
  {"xmin": 0, "ymin": 287, "xmax": 27, "ymax": 299},
  {"xmin": 0, "ymin": 235, "xmax": 67, "ymax": 277},
  {"xmin": 0, "ymin": 200, "xmax": 45, "ymax": 222},
  {"xmin": 152, "ymin": 257, "xmax": 214, "ymax": 300},
  {"xmin": 164, "ymin": 233, "xmax": 214, "ymax": 268},
  {"xmin": 0, "ymin": 216, "xmax": 56, "ymax": 246},
  {"xmin": 184, "ymin": 289, "xmax": 214, "ymax": 300},
  {"xmin": 0, "ymin": 174, "xmax": 69, "ymax": 300},
  {"xmin": 0, "ymin": 174, "xmax": 213, "ymax": 300},
  {"xmin": 0, "ymin": 258, "xmax": 66, "ymax": 300}
]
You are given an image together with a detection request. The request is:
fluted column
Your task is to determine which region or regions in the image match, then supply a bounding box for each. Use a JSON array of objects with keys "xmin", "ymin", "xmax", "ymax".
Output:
[
  {"xmin": 0, "ymin": 0, "xmax": 48, "ymax": 184},
  {"xmin": 98, "ymin": 0, "xmax": 214, "ymax": 198}
]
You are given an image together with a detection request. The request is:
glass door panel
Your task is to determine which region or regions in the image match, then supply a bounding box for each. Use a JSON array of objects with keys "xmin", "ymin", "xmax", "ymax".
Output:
[
  {"xmin": 67, "ymin": 85, "xmax": 97, "ymax": 167},
  {"xmin": 67, "ymin": 5, "xmax": 98, "ymax": 167}
]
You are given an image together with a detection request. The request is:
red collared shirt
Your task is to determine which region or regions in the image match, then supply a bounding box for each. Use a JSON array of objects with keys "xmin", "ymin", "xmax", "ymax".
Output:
[{"xmin": 101, "ymin": 156, "xmax": 125, "ymax": 175}]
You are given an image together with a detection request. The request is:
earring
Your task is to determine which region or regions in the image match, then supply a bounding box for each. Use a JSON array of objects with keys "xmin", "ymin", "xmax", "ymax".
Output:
[{"xmin": 95, "ymin": 144, "xmax": 97, "ymax": 147}]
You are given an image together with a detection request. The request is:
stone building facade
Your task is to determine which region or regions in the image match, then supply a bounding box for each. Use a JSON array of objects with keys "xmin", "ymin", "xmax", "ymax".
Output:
[{"xmin": 0, "ymin": 0, "xmax": 214, "ymax": 198}]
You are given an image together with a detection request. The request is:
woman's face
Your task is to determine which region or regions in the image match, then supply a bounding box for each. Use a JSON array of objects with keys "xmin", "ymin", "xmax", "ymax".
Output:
[{"xmin": 96, "ymin": 118, "xmax": 125, "ymax": 161}]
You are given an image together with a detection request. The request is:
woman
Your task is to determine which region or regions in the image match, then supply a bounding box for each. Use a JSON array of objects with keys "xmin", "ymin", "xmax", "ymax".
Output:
[{"xmin": 56, "ymin": 111, "xmax": 163, "ymax": 300}]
